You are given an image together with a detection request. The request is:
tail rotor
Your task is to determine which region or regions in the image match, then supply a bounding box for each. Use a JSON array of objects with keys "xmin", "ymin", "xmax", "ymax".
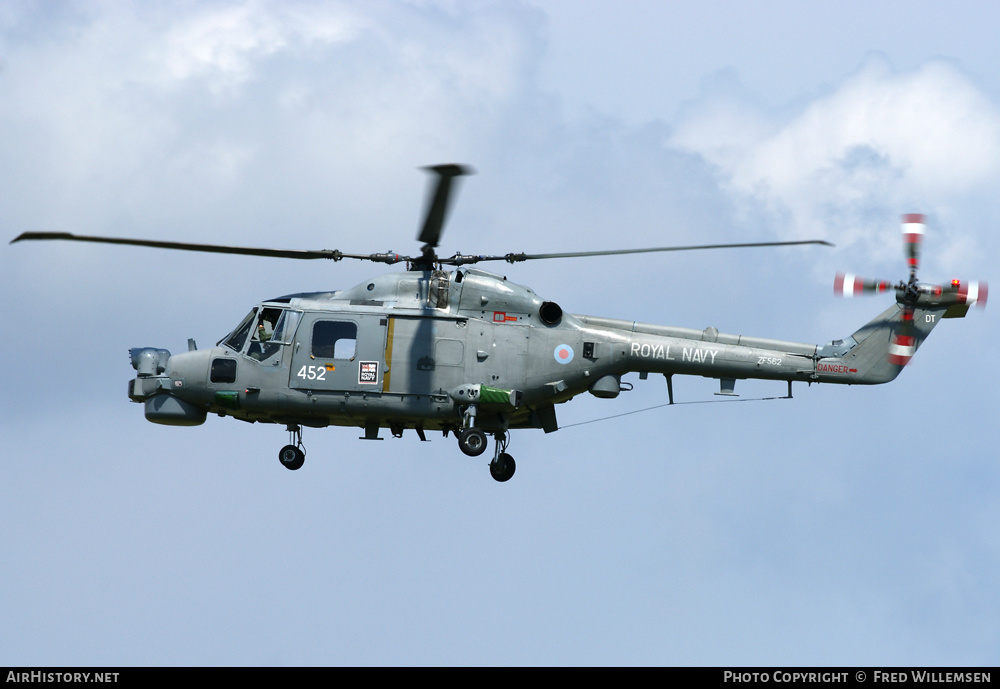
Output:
[
  {"xmin": 834, "ymin": 214, "xmax": 986, "ymax": 366},
  {"xmin": 901, "ymin": 213, "xmax": 925, "ymax": 280},
  {"xmin": 834, "ymin": 273, "xmax": 893, "ymax": 296}
]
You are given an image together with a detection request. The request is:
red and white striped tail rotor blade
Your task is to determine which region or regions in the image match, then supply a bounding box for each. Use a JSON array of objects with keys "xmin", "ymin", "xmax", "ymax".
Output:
[
  {"xmin": 901, "ymin": 213, "xmax": 925, "ymax": 274},
  {"xmin": 887, "ymin": 306, "xmax": 917, "ymax": 366},
  {"xmin": 887, "ymin": 333, "xmax": 917, "ymax": 366},
  {"xmin": 834, "ymin": 272, "xmax": 893, "ymax": 296},
  {"xmin": 954, "ymin": 279, "xmax": 989, "ymax": 309}
]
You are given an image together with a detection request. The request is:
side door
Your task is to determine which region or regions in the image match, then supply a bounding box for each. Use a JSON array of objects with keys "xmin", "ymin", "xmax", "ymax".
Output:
[{"xmin": 289, "ymin": 312, "xmax": 388, "ymax": 391}]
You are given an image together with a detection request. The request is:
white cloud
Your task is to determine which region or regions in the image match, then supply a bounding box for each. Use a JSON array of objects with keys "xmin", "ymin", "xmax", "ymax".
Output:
[
  {"xmin": 0, "ymin": 1, "xmax": 548, "ymax": 240},
  {"xmin": 158, "ymin": 1, "xmax": 365, "ymax": 89},
  {"xmin": 670, "ymin": 56, "xmax": 1000, "ymax": 257}
]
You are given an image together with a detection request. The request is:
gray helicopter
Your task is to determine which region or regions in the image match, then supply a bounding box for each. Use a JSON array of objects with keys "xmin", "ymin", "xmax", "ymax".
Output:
[{"xmin": 11, "ymin": 166, "xmax": 987, "ymax": 481}]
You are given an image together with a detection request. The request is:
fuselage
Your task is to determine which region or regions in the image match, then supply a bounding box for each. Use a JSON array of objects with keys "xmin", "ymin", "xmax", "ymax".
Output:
[{"xmin": 127, "ymin": 268, "xmax": 939, "ymax": 434}]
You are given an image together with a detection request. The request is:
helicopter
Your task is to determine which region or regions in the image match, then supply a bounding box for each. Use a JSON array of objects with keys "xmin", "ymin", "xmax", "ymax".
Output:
[{"xmin": 11, "ymin": 165, "xmax": 987, "ymax": 482}]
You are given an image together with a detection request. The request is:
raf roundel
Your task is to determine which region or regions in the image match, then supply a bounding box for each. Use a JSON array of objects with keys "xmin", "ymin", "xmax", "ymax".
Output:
[{"xmin": 553, "ymin": 344, "xmax": 574, "ymax": 364}]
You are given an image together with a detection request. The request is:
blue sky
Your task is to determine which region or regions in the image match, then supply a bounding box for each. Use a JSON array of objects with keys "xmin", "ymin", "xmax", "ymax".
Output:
[{"xmin": 2, "ymin": 0, "xmax": 997, "ymax": 666}]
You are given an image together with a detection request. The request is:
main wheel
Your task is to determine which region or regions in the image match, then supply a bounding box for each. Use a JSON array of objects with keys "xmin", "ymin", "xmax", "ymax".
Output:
[
  {"xmin": 457, "ymin": 427, "xmax": 488, "ymax": 457},
  {"xmin": 490, "ymin": 452, "xmax": 516, "ymax": 482},
  {"xmin": 279, "ymin": 444, "xmax": 305, "ymax": 471}
]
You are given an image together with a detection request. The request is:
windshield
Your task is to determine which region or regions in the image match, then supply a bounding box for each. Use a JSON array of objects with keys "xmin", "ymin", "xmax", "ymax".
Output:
[
  {"xmin": 221, "ymin": 307, "xmax": 302, "ymax": 360},
  {"xmin": 220, "ymin": 310, "xmax": 256, "ymax": 352}
]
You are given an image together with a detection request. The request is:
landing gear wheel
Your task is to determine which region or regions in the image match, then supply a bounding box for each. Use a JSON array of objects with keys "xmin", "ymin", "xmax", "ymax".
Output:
[
  {"xmin": 279, "ymin": 444, "xmax": 305, "ymax": 471},
  {"xmin": 490, "ymin": 452, "xmax": 516, "ymax": 482},
  {"xmin": 457, "ymin": 427, "xmax": 488, "ymax": 457}
]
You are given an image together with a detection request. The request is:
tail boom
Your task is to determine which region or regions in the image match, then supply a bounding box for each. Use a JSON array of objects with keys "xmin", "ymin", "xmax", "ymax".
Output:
[{"xmin": 576, "ymin": 303, "xmax": 950, "ymax": 390}]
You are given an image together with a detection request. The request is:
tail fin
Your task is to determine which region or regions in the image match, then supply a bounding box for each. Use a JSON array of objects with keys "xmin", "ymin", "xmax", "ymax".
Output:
[{"xmin": 830, "ymin": 304, "xmax": 948, "ymax": 384}]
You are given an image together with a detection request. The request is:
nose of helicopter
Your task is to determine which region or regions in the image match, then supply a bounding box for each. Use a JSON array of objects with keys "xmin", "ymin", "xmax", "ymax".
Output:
[
  {"xmin": 129, "ymin": 346, "xmax": 210, "ymax": 425},
  {"xmin": 163, "ymin": 348, "xmax": 211, "ymax": 386}
]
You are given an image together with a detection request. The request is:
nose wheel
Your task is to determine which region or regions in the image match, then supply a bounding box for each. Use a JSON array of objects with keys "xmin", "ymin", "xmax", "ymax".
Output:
[{"xmin": 279, "ymin": 424, "xmax": 306, "ymax": 470}]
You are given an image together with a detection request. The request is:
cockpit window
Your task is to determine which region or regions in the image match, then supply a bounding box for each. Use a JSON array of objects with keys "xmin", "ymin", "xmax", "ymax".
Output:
[
  {"xmin": 221, "ymin": 310, "xmax": 256, "ymax": 353},
  {"xmin": 253, "ymin": 308, "xmax": 282, "ymax": 343},
  {"xmin": 222, "ymin": 307, "xmax": 302, "ymax": 360},
  {"xmin": 247, "ymin": 308, "xmax": 301, "ymax": 362},
  {"xmin": 269, "ymin": 310, "xmax": 301, "ymax": 345}
]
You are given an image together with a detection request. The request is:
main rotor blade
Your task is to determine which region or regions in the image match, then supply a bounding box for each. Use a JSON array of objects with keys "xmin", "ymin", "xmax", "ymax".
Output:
[
  {"xmin": 417, "ymin": 164, "xmax": 473, "ymax": 248},
  {"xmin": 446, "ymin": 239, "xmax": 834, "ymax": 265},
  {"xmin": 9, "ymin": 232, "xmax": 406, "ymax": 263}
]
